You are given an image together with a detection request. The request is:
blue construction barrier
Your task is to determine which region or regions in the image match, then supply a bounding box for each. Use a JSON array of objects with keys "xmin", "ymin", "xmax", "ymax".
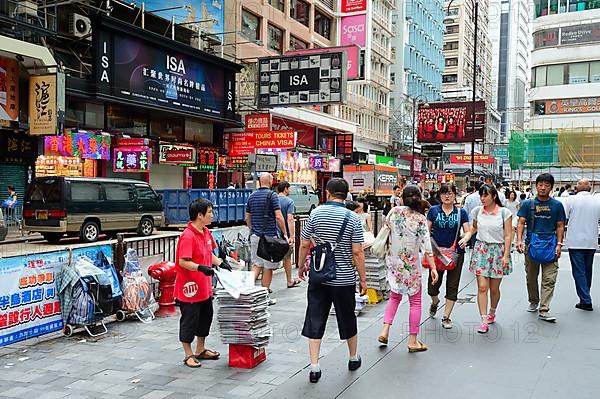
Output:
[{"xmin": 156, "ymin": 189, "xmax": 252, "ymax": 226}]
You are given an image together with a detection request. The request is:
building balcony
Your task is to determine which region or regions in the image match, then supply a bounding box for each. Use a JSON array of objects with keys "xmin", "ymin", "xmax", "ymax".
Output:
[
  {"xmin": 371, "ymin": 72, "xmax": 392, "ymax": 90},
  {"xmin": 373, "ymin": 12, "xmax": 393, "ymax": 34},
  {"xmin": 372, "ymin": 41, "xmax": 393, "ymax": 62}
]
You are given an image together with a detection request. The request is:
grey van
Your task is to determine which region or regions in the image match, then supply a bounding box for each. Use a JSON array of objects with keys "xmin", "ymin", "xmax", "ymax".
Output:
[
  {"xmin": 23, "ymin": 177, "xmax": 164, "ymax": 243},
  {"xmin": 288, "ymin": 183, "xmax": 320, "ymax": 214}
]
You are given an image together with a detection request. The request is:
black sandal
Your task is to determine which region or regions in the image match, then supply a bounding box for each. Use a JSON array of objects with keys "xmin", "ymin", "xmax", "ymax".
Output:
[
  {"xmin": 183, "ymin": 355, "xmax": 202, "ymax": 368},
  {"xmin": 195, "ymin": 349, "xmax": 220, "ymax": 360}
]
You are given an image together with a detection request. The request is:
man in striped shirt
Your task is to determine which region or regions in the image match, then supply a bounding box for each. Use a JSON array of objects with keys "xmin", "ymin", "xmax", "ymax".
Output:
[{"xmin": 297, "ymin": 178, "xmax": 367, "ymax": 383}]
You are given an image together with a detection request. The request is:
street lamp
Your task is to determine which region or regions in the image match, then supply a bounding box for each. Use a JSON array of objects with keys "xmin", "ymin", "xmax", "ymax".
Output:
[{"xmin": 445, "ymin": 0, "xmax": 479, "ymax": 176}]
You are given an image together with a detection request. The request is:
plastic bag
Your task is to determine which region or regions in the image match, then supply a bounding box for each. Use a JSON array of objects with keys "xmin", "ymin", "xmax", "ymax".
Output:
[
  {"xmin": 94, "ymin": 251, "xmax": 123, "ymax": 298},
  {"xmin": 73, "ymin": 255, "xmax": 110, "ymax": 286},
  {"xmin": 122, "ymin": 273, "xmax": 155, "ymax": 312},
  {"xmin": 214, "ymin": 269, "xmax": 255, "ymax": 299},
  {"xmin": 123, "ymin": 248, "xmax": 141, "ymax": 275}
]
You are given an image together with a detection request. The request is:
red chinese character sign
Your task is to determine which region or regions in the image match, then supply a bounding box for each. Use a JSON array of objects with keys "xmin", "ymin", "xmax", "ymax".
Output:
[
  {"xmin": 113, "ymin": 147, "xmax": 151, "ymax": 173},
  {"xmin": 197, "ymin": 146, "xmax": 219, "ymax": 171}
]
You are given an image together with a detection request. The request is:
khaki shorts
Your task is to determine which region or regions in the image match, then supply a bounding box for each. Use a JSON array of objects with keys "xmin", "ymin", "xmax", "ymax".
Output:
[{"xmin": 250, "ymin": 234, "xmax": 282, "ymax": 270}]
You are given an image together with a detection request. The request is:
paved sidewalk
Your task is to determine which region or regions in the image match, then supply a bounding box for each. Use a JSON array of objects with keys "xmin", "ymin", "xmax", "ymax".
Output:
[{"xmin": 1, "ymin": 253, "xmax": 599, "ymax": 399}]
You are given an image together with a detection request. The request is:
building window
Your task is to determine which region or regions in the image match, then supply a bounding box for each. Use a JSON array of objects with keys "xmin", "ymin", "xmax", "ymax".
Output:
[
  {"xmin": 268, "ymin": 24, "xmax": 284, "ymax": 53},
  {"xmin": 241, "ymin": 9, "xmax": 260, "ymax": 41},
  {"xmin": 290, "ymin": 35, "xmax": 308, "ymax": 50},
  {"xmin": 314, "ymin": 10, "xmax": 332, "ymax": 39},
  {"xmin": 443, "ymin": 41, "xmax": 459, "ymax": 50},
  {"xmin": 546, "ymin": 64, "xmax": 564, "ymax": 85},
  {"xmin": 569, "ymin": 62, "xmax": 589, "ymax": 84},
  {"xmin": 268, "ymin": 0, "xmax": 284, "ymax": 12},
  {"xmin": 590, "ymin": 61, "xmax": 600, "ymax": 82},
  {"xmin": 535, "ymin": 66, "xmax": 547, "ymax": 87},
  {"xmin": 290, "ymin": 0, "xmax": 310, "ymax": 27},
  {"xmin": 445, "ymin": 58, "xmax": 458, "ymax": 67},
  {"xmin": 443, "ymin": 74, "xmax": 458, "ymax": 83},
  {"xmin": 446, "ymin": 25, "xmax": 459, "ymax": 34}
]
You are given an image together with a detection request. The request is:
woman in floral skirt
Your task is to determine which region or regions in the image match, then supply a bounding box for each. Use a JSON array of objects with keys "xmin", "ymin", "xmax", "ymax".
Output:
[
  {"xmin": 459, "ymin": 184, "xmax": 513, "ymax": 334},
  {"xmin": 377, "ymin": 185, "xmax": 438, "ymax": 352}
]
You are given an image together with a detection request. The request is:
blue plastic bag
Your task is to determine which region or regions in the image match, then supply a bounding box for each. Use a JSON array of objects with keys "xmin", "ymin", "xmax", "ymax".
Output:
[{"xmin": 94, "ymin": 251, "xmax": 123, "ymax": 299}]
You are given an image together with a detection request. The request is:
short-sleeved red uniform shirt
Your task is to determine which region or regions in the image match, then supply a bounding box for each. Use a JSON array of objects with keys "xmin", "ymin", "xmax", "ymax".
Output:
[{"xmin": 174, "ymin": 223, "xmax": 217, "ymax": 303}]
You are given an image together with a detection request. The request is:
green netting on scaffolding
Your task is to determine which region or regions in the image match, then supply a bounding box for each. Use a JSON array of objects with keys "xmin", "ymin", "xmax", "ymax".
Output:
[{"xmin": 509, "ymin": 130, "xmax": 559, "ymax": 169}]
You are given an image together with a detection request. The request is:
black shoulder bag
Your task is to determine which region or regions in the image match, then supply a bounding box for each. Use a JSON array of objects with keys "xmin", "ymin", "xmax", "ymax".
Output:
[
  {"xmin": 309, "ymin": 212, "xmax": 350, "ymax": 285},
  {"xmin": 257, "ymin": 191, "xmax": 290, "ymax": 263}
]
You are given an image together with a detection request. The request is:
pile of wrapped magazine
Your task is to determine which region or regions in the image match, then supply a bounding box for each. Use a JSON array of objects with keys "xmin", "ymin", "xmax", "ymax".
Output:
[
  {"xmin": 216, "ymin": 286, "xmax": 272, "ymax": 347},
  {"xmin": 364, "ymin": 251, "xmax": 387, "ymax": 291}
]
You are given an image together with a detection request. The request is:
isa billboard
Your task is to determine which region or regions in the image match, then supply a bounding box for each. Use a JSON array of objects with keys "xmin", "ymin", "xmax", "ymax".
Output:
[{"xmin": 340, "ymin": 14, "xmax": 367, "ymax": 47}]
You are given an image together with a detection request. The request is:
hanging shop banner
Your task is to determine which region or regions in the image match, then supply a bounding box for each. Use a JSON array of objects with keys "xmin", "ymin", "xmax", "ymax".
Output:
[
  {"xmin": 340, "ymin": 14, "xmax": 367, "ymax": 48},
  {"xmin": 545, "ymin": 97, "xmax": 600, "ymax": 115},
  {"xmin": 44, "ymin": 133, "xmax": 111, "ymax": 160},
  {"xmin": 286, "ymin": 45, "xmax": 361, "ymax": 80},
  {"xmin": 254, "ymin": 154, "xmax": 278, "ymax": 172},
  {"xmin": 245, "ymin": 113, "xmax": 271, "ymax": 131},
  {"xmin": 225, "ymin": 132, "xmax": 255, "ymax": 156},
  {"xmin": 450, "ymin": 154, "xmax": 495, "ymax": 164},
  {"xmin": 0, "ymin": 134, "xmax": 36, "ymax": 164},
  {"xmin": 417, "ymin": 101, "xmax": 486, "ymax": 143},
  {"xmin": 421, "ymin": 144, "xmax": 444, "ymax": 157},
  {"xmin": 257, "ymin": 52, "xmax": 347, "ymax": 107},
  {"xmin": 197, "ymin": 146, "xmax": 219, "ymax": 171},
  {"xmin": 341, "ymin": 0, "xmax": 367, "ymax": 13},
  {"xmin": 309, "ymin": 156, "xmax": 329, "ymax": 171},
  {"xmin": 255, "ymin": 130, "xmax": 296, "ymax": 149},
  {"xmin": 0, "ymin": 57, "xmax": 19, "ymax": 121},
  {"xmin": 29, "ymin": 75, "xmax": 57, "ymax": 135},
  {"xmin": 0, "ymin": 251, "xmax": 66, "ymax": 347},
  {"xmin": 227, "ymin": 155, "xmax": 249, "ymax": 171},
  {"xmin": 328, "ymin": 158, "xmax": 341, "ymax": 172},
  {"xmin": 113, "ymin": 147, "xmax": 151, "ymax": 173},
  {"xmin": 159, "ymin": 143, "xmax": 196, "ymax": 165},
  {"xmin": 94, "ymin": 17, "xmax": 237, "ymax": 122},
  {"xmin": 336, "ymin": 134, "xmax": 354, "ymax": 161},
  {"xmin": 117, "ymin": 137, "xmax": 149, "ymax": 146}
]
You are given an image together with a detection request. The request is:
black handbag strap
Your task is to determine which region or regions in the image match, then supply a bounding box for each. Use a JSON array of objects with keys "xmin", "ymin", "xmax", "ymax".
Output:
[
  {"xmin": 529, "ymin": 199, "xmax": 536, "ymax": 234},
  {"xmin": 332, "ymin": 211, "xmax": 351, "ymax": 250},
  {"xmin": 260, "ymin": 190, "xmax": 276, "ymax": 237},
  {"xmin": 452, "ymin": 208, "xmax": 461, "ymax": 247}
]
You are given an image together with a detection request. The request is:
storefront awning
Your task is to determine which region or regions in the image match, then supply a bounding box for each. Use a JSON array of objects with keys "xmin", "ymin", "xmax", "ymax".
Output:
[
  {"xmin": 270, "ymin": 107, "xmax": 358, "ymax": 134},
  {"xmin": 0, "ymin": 35, "xmax": 56, "ymax": 72}
]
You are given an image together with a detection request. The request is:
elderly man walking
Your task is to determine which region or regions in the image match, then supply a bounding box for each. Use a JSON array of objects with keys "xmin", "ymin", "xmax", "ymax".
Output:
[{"xmin": 564, "ymin": 179, "xmax": 600, "ymax": 311}]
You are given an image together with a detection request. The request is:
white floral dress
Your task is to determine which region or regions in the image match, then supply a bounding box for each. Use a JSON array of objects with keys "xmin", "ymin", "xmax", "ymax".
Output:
[{"xmin": 386, "ymin": 206, "xmax": 433, "ymax": 295}]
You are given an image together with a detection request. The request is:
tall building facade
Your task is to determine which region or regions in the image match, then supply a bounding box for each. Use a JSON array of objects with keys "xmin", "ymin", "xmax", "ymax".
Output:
[
  {"xmin": 442, "ymin": 0, "xmax": 501, "ymax": 177},
  {"xmin": 221, "ymin": 0, "xmax": 394, "ymax": 156},
  {"xmin": 390, "ymin": 0, "xmax": 445, "ymax": 166}
]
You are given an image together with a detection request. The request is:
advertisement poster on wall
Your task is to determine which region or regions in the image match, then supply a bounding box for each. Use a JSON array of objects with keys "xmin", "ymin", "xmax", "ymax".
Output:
[
  {"xmin": 29, "ymin": 75, "xmax": 57, "ymax": 135},
  {"xmin": 0, "ymin": 56, "xmax": 19, "ymax": 121},
  {"xmin": 340, "ymin": 14, "xmax": 367, "ymax": 47},
  {"xmin": 286, "ymin": 45, "xmax": 362, "ymax": 80}
]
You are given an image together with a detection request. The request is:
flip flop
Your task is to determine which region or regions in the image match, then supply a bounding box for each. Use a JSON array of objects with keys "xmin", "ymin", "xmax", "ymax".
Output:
[
  {"xmin": 183, "ymin": 355, "xmax": 202, "ymax": 368},
  {"xmin": 408, "ymin": 341, "xmax": 428, "ymax": 353},
  {"xmin": 195, "ymin": 349, "xmax": 220, "ymax": 360},
  {"xmin": 287, "ymin": 280, "xmax": 301, "ymax": 288}
]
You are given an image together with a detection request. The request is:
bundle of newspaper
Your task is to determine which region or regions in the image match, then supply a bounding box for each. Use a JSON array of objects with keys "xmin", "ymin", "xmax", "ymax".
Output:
[{"xmin": 215, "ymin": 285, "xmax": 272, "ymax": 347}]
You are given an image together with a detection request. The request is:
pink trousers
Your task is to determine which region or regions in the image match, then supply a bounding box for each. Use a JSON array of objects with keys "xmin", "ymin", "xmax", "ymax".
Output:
[{"xmin": 383, "ymin": 288, "xmax": 422, "ymax": 335}]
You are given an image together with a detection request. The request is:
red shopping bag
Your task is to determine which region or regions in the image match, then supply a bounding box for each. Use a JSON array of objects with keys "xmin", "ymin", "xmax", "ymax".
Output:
[{"xmin": 228, "ymin": 344, "xmax": 266, "ymax": 368}]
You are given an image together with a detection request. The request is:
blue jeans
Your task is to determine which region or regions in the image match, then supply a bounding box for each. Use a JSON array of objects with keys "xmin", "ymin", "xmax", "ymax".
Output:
[{"xmin": 569, "ymin": 249, "xmax": 595, "ymax": 305}]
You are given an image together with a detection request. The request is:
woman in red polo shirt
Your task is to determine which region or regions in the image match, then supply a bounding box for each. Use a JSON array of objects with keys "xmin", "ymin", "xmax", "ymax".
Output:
[{"xmin": 175, "ymin": 198, "xmax": 232, "ymax": 368}]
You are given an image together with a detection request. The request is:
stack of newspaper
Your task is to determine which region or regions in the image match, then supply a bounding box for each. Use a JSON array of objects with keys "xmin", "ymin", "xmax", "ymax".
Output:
[
  {"xmin": 364, "ymin": 252, "xmax": 387, "ymax": 291},
  {"xmin": 216, "ymin": 286, "xmax": 272, "ymax": 347}
]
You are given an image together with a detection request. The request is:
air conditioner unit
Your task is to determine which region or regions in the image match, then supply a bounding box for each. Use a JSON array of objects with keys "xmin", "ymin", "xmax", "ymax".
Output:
[
  {"xmin": 15, "ymin": 1, "xmax": 38, "ymax": 17},
  {"xmin": 69, "ymin": 13, "xmax": 92, "ymax": 40}
]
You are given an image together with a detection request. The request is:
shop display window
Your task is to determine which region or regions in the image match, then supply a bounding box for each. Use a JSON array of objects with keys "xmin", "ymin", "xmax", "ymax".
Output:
[{"xmin": 106, "ymin": 104, "xmax": 147, "ymax": 135}]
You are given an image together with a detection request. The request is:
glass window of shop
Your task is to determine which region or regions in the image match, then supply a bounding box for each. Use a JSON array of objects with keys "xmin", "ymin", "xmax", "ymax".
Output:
[
  {"xmin": 150, "ymin": 111, "xmax": 184, "ymax": 141},
  {"xmin": 533, "ymin": 61, "xmax": 600, "ymax": 87},
  {"xmin": 314, "ymin": 10, "xmax": 332, "ymax": 40},
  {"xmin": 290, "ymin": 35, "xmax": 308, "ymax": 51},
  {"xmin": 268, "ymin": 24, "xmax": 284, "ymax": 54},
  {"xmin": 290, "ymin": 0, "xmax": 310, "ymax": 26},
  {"xmin": 65, "ymin": 99, "xmax": 105, "ymax": 130},
  {"xmin": 241, "ymin": 9, "xmax": 260, "ymax": 41},
  {"xmin": 106, "ymin": 104, "xmax": 148, "ymax": 136},
  {"xmin": 535, "ymin": 0, "xmax": 600, "ymax": 16}
]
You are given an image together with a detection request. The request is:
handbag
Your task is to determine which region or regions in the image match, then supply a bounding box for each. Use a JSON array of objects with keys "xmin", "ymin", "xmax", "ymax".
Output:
[
  {"xmin": 257, "ymin": 192, "xmax": 290, "ymax": 263},
  {"xmin": 527, "ymin": 199, "xmax": 557, "ymax": 264},
  {"xmin": 308, "ymin": 212, "xmax": 350, "ymax": 284},
  {"xmin": 423, "ymin": 209, "xmax": 461, "ymax": 271},
  {"xmin": 371, "ymin": 224, "xmax": 390, "ymax": 259}
]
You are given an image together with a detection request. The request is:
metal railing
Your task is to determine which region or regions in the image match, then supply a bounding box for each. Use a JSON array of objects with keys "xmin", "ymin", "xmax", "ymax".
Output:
[{"xmin": 112, "ymin": 232, "xmax": 179, "ymax": 273}]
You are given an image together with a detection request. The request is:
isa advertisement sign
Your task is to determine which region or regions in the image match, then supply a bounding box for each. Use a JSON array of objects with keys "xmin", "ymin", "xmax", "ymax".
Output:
[
  {"xmin": 0, "ymin": 251, "xmax": 67, "ymax": 347},
  {"xmin": 340, "ymin": 14, "xmax": 367, "ymax": 47}
]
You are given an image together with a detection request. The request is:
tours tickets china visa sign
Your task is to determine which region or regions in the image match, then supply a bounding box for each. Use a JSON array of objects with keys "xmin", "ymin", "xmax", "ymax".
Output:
[{"xmin": 227, "ymin": 130, "xmax": 296, "ymax": 156}]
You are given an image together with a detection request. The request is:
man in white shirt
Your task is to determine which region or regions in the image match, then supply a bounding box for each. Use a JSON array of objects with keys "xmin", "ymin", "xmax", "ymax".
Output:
[
  {"xmin": 463, "ymin": 183, "xmax": 483, "ymax": 223},
  {"xmin": 564, "ymin": 179, "xmax": 600, "ymax": 311}
]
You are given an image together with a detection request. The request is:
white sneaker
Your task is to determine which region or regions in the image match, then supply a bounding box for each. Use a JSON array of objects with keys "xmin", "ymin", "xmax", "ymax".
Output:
[
  {"xmin": 538, "ymin": 313, "xmax": 557, "ymax": 323},
  {"xmin": 527, "ymin": 303, "xmax": 538, "ymax": 312},
  {"xmin": 268, "ymin": 298, "xmax": 277, "ymax": 306},
  {"xmin": 441, "ymin": 317, "xmax": 453, "ymax": 329}
]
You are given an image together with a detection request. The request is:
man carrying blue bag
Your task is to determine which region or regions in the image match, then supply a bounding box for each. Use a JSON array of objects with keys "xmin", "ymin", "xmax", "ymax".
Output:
[
  {"xmin": 516, "ymin": 173, "xmax": 566, "ymax": 323},
  {"xmin": 296, "ymin": 178, "xmax": 367, "ymax": 384}
]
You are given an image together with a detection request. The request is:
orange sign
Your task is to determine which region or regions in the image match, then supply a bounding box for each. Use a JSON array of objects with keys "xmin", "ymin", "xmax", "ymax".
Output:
[
  {"xmin": 254, "ymin": 130, "xmax": 296, "ymax": 149},
  {"xmin": 0, "ymin": 57, "xmax": 19, "ymax": 121},
  {"xmin": 450, "ymin": 154, "xmax": 495, "ymax": 164},
  {"xmin": 546, "ymin": 97, "xmax": 600, "ymax": 115}
]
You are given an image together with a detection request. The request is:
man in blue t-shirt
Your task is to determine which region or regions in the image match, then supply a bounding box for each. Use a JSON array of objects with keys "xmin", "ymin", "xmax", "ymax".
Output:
[
  {"xmin": 516, "ymin": 173, "xmax": 566, "ymax": 323},
  {"xmin": 246, "ymin": 173, "xmax": 289, "ymax": 299},
  {"xmin": 276, "ymin": 180, "xmax": 302, "ymax": 289}
]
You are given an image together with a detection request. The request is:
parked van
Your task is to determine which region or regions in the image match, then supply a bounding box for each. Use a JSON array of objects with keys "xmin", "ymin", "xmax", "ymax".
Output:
[
  {"xmin": 287, "ymin": 183, "xmax": 319, "ymax": 214},
  {"xmin": 23, "ymin": 177, "xmax": 164, "ymax": 243}
]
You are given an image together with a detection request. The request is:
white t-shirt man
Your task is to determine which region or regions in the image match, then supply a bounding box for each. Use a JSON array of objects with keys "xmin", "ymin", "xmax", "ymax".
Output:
[
  {"xmin": 463, "ymin": 191, "xmax": 482, "ymax": 223},
  {"xmin": 564, "ymin": 191, "xmax": 600, "ymax": 249}
]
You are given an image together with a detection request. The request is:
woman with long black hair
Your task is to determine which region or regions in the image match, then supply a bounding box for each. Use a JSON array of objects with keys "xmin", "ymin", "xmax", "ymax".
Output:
[{"xmin": 459, "ymin": 184, "xmax": 513, "ymax": 334}]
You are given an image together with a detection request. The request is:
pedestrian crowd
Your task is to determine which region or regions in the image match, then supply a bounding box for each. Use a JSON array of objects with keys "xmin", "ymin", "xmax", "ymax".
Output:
[{"xmin": 170, "ymin": 172, "xmax": 600, "ymax": 383}]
